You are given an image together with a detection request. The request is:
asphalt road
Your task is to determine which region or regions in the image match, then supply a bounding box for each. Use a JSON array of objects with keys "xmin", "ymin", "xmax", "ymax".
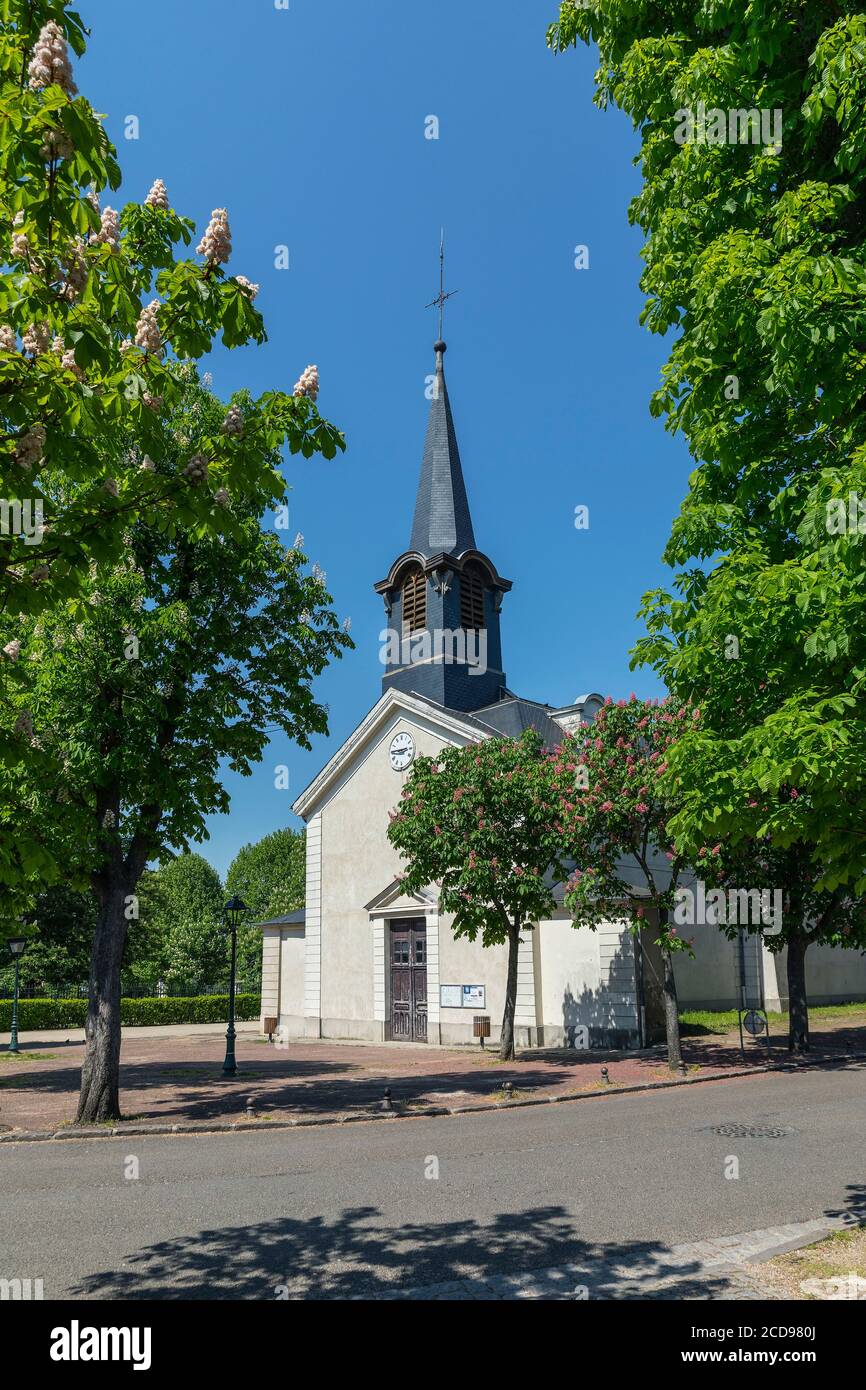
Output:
[{"xmin": 2, "ymin": 1063, "xmax": 864, "ymax": 1299}]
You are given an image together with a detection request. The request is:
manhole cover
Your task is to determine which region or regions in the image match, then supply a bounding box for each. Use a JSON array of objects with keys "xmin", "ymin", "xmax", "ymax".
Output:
[{"xmin": 709, "ymin": 1123, "xmax": 793, "ymax": 1139}]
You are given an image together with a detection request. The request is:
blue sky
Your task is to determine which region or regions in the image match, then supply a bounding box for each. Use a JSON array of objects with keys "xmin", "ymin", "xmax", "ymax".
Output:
[{"xmin": 80, "ymin": 0, "xmax": 692, "ymax": 880}]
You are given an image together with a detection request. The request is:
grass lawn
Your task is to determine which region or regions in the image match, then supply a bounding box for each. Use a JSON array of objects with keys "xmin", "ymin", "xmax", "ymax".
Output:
[
  {"xmin": 748, "ymin": 1227, "xmax": 866, "ymax": 1299},
  {"xmin": 679, "ymin": 1002, "xmax": 866, "ymax": 1036},
  {"xmin": 0, "ymin": 1050, "xmax": 58, "ymax": 1063}
]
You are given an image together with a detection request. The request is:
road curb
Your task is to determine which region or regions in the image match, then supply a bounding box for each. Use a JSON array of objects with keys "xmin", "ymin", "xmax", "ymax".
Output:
[{"xmin": 1, "ymin": 1047, "xmax": 863, "ymax": 1145}]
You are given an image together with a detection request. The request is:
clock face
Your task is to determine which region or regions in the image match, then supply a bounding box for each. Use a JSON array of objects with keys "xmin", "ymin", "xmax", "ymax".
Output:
[{"xmin": 389, "ymin": 731, "xmax": 415, "ymax": 771}]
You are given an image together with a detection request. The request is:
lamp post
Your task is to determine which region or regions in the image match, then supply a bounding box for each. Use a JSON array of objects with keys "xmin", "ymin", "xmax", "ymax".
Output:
[
  {"xmin": 222, "ymin": 896, "xmax": 247, "ymax": 1077},
  {"xmin": 7, "ymin": 937, "xmax": 27, "ymax": 1055}
]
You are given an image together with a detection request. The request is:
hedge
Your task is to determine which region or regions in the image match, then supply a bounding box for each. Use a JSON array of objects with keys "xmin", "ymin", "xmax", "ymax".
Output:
[{"xmin": 0, "ymin": 994, "xmax": 261, "ymax": 1032}]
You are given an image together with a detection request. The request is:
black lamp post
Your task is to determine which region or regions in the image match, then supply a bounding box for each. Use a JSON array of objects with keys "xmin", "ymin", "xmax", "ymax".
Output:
[
  {"xmin": 7, "ymin": 937, "xmax": 27, "ymax": 1055},
  {"xmin": 222, "ymin": 896, "xmax": 247, "ymax": 1077}
]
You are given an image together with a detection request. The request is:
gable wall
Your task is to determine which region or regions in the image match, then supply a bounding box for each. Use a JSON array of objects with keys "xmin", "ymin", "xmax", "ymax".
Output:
[{"xmin": 317, "ymin": 708, "xmax": 474, "ymax": 1037}]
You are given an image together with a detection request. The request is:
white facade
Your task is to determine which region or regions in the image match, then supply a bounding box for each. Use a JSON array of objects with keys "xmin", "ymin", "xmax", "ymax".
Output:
[
  {"xmin": 261, "ymin": 686, "xmax": 866, "ymax": 1047},
  {"xmin": 262, "ymin": 687, "xmax": 647, "ymax": 1048}
]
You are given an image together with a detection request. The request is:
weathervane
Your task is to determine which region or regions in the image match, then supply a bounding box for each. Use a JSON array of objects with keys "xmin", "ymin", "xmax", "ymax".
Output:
[{"xmin": 425, "ymin": 229, "xmax": 459, "ymax": 341}]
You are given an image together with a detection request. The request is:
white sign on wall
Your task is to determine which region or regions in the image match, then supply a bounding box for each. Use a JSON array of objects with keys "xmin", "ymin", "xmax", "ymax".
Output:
[
  {"xmin": 462, "ymin": 985, "xmax": 485, "ymax": 1009},
  {"xmin": 440, "ymin": 984, "xmax": 487, "ymax": 1009},
  {"xmin": 440, "ymin": 984, "xmax": 462, "ymax": 1009}
]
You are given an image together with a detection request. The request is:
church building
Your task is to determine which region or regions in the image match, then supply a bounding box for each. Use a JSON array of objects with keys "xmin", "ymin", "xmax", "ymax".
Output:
[{"xmin": 259, "ymin": 338, "xmax": 866, "ymax": 1048}]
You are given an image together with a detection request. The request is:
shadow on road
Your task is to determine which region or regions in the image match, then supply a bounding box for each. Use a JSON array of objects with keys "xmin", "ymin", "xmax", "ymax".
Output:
[{"xmin": 67, "ymin": 1203, "xmax": 746, "ymax": 1301}]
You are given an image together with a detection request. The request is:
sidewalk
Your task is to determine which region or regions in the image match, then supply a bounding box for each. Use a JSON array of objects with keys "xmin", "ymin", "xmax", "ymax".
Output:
[{"xmin": 2, "ymin": 1018, "xmax": 864, "ymax": 1137}]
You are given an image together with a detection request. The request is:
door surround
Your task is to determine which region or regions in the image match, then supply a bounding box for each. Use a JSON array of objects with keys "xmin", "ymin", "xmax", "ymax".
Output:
[
  {"xmin": 368, "ymin": 897, "xmax": 440, "ymax": 1043},
  {"xmin": 388, "ymin": 917, "xmax": 428, "ymax": 1042}
]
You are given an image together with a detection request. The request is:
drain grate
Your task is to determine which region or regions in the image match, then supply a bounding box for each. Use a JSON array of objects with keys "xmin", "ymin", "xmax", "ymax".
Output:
[{"xmin": 709, "ymin": 1123, "xmax": 793, "ymax": 1139}]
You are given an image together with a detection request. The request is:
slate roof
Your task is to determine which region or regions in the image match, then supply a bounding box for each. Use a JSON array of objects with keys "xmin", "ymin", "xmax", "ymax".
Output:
[
  {"xmin": 256, "ymin": 909, "xmax": 305, "ymax": 929},
  {"xmin": 472, "ymin": 695, "xmax": 566, "ymax": 750},
  {"xmin": 409, "ymin": 343, "xmax": 477, "ymax": 557},
  {"xmin": 408, "ymin": 689, "xmax": 565, "ymax": 750}
]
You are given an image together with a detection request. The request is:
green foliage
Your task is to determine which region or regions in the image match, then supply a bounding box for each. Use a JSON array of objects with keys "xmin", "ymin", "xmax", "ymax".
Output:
[
  {"xmin": 133, "ymin": 852, "xmax": 227, "ymax": 987},
  {"xmin": 225, "ymin": 828, "xmax": 305, "ymax": 923},
  {"xmin": 2, "ymin": 367, "xmax": 352, "ymax": 918},
  {"xmin": 0, "ymin": 2, "xmax": 347, "ymax": 899},
  {"xmin": 548, "ymin": 1, "xmax": 866, "ymax": 894},
  {"xmin": 0, "ymin": 883, "xmax": 92, "ymax": 992},
  {"xmin": 0, "ymin": 992, "xmax": 260, "ymax": 1030}
]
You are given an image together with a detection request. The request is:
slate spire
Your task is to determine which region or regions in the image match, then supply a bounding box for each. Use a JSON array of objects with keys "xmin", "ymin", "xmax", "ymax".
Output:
[{"xmin": 409, "ymin": 341, "xmax": 476, "ymax": 557}]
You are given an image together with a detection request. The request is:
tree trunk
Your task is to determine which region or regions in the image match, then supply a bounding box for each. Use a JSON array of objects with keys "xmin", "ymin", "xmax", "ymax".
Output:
[
  {"xmin": 661, "ymin": 947, "xmax": 683, "ymax": 1071},
  {"xmin": 77, "ymin": 882, "xmax": 130, "ymax": 1123},
  {"xmin": 499, "ymin": 920, "xmax": 521, "ymax": 1061},
  {"xmin": 786, "ymin": 932, "xmax": 810, "ymax": 1054}
]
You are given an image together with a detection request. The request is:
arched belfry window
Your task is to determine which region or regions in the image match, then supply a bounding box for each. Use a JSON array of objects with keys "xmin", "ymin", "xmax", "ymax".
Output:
[
  {"xmin": 459, "ymin": 564, "xmax": 485, "ymax": 630},
  {"xmin": 402, "ymin": 568, "xmax": 427, "ymax": 637}
]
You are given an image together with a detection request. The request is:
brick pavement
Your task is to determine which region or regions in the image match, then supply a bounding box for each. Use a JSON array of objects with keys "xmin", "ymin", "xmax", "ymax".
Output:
[{"xmin": 1, "ymin": 1021, "xmax": 864, "ymax": 1135}]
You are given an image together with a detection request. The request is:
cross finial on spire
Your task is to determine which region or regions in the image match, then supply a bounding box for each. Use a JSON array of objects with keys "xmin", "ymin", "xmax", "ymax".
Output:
[{"xmin": 425, "ymin": 228, "xmax": 459, "ymax": 345}]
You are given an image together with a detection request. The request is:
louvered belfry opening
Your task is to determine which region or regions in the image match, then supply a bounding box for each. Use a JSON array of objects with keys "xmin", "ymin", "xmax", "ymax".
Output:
[
  {"xmin": 459, "ymin": 563, "xmax": 485, "ymax": 631},
  {"xmin": 401, "ymin": 567, "xmax": 427, "ymax": 638}
]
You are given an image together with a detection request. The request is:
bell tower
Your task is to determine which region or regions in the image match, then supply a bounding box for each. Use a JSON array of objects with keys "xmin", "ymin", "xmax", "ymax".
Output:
[{"xmin": 374, "ymin": 338, "xmax": 511, "ymax": 713}]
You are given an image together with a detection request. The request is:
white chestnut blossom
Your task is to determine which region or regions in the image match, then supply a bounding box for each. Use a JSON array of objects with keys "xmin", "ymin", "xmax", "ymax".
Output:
[
  {"xmin": 103, "ymin": 478, "xmax": 119, "ymax": 497},
  {"xmin": 14, "ymin": 424, "xmax": 46, "ymax": 470},
  {"xmin": 62, "ymin": 240, "xmax": 88, "ymax": 300},
  {"xmin": 0, "ymin": 325, "xmax": 17, "ymax": 352},
  {"xmin": 28, "ymin": 21, "xmax": 78, "ymax": 96},
  {"xmin": 196, "ymin": 208, "xmax": 232, "ymax": 265},
  {"xmin": 31, "ymin": 564, "xmax": 50, "ymax": 582},
  {"xmin": 145, "ymin": 179, "xmax": 169, "ymax": 210},
  {"xmin": 184, "ymin": 453, "xmax": 208, "ymax": 483},
  {"xmin": 120, "ymin": 338, "xmax": 134, "ymax": 353},
  {"xmin": 235, "ymin": 275, "xmax": 259, "ymax": 300},
  {"xmin": 3, "ymin": 640, "xmax": 21, "ymax": 661},
  {"xmin": 22, "ymin": 322, "xmax": 50, "ymax": 357},
  {"xmin": 89, "ymin": 205, "xmax": 120, "ymax": 249},
  {"xmin": 293, "ymin": 364, "xmax": 319, "ymax": 401},
  {"xmin": 143, "ymin": 392, "xmax": 163, "ymax": 412},
  {"xmin": 11, "ymin": 232, "xmax": 29, "ymax": 259},
  {"xmin": 221, "ymin": 404, "xmax": 243, "ymax": 436},
  {"xmin": 293, "ymin": 531, "xmax": 304, "ymax": 549},
  {"xmin": 134, "ymin": 300, "xmax": 162, "ymax": 356},
  {"xmin": 139, "ymin": 455, "xmax": 156, "ymax": 472},
  {"xmin": 62, "ymin": 347, "xmax": 83, "ymax": 379},
  {"xmin": 311, "ymin": 561, "xmax": 327, "ymax": 584},
  {"xmin": 39, "ymin": 127, "xmax": 74, "ymax": 161}
]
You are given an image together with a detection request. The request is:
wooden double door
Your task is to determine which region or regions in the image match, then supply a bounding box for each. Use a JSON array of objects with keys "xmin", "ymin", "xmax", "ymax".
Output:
[{"xmin": 390, "ymin": 919, "xmax": 427, "ymax": 1042}]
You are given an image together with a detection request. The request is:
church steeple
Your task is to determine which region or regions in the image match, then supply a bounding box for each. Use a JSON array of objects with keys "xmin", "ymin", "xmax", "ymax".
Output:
[
  {"xmin": 410, "ymin": 341, "xmax": 476, "ymax": 557},
  {"xmin": 374, "ymin": 335, "xmax": 512, "ymax": 714}
]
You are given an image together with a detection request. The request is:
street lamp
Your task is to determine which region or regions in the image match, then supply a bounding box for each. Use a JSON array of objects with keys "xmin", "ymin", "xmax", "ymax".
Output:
[
  {"xmin": 222, "ymin": 896, "xmax": 248, "ymax": 1077},
  {"xmin": 7, "ymin": 937, "xmax": 28, "ymax": 1055}
]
